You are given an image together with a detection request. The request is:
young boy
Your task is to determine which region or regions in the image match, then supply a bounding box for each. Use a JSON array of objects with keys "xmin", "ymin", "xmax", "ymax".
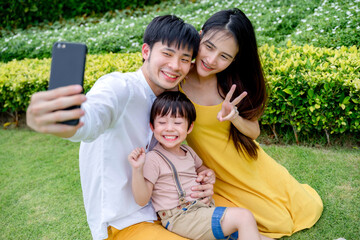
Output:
[{"xmin": 128, "ymin": 91, "xmax": 264, "ymax": 240}]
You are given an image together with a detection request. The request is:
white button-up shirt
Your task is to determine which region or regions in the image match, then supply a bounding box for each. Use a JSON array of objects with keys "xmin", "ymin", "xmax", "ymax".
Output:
[{"xmin": 69, "ymin": 69, "xmax": 157, "ymax": 240}]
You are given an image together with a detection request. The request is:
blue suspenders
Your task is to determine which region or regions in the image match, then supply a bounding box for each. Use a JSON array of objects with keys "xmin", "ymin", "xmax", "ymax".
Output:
[{"xmin": 152, "ymin": 145, "xmax": 193, "ymax": 205}]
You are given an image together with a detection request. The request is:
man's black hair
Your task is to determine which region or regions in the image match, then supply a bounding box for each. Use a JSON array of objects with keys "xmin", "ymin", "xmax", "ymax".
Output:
[
  {"xmin": 143, "ymin": 15, "xmax": 199, "ymax": 59},
  {"xmin": 150, "ymin": 91, "xmax": 196, "ymax": 130}
]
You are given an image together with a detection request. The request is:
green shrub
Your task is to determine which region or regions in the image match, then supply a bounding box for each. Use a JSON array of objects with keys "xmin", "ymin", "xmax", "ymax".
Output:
[
  {"xmin": 0, "ymin": 0, "xmax": 163, "ymax": 30},
  {"xmin": 0, "ymin": 45, "xmax": 359, "ymax": 139},
  {"xmin": 0, "ymin": 53, "xmax": 142, "ymax": 113},
  {"xmin": 260, "ymin": 42, "xmax": 360, "ymax": 140}
]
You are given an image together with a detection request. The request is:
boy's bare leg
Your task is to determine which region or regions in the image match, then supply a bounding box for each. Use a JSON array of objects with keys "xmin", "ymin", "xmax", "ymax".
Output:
[
  {"xmin": 260, "ymin": 235, "xmax": 274, "ymax": 240},
  {"xmin": 220, "ymin": 207, "xmax": 261, "ymax": 240}
]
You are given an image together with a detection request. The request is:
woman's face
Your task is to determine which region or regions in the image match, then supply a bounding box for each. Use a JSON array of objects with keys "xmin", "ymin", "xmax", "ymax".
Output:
[{"xmin": 195, "ymin": 30, "xmax": 239, "ymax": 78}]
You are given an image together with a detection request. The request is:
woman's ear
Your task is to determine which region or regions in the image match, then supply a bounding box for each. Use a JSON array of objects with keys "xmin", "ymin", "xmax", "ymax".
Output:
[{"xmin": 187, "ymin": 122, "xmax": 194, "ymax": 134}]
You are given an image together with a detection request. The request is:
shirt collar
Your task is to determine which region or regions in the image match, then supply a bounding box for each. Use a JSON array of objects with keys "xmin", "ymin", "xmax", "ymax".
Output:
[{"xmin": 137, "ymin": 68, "xmax": 156, "ymax": 102}]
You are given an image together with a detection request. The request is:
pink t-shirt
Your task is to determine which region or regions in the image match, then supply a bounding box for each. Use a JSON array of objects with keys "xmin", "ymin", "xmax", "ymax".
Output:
[{"xmin": 143, "ymin": 143, "xmax": 203, "ymax": 212}]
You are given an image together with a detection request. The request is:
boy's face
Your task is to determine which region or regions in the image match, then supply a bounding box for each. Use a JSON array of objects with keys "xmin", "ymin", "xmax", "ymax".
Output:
[
  {"xmin": 150, "ymin": 112, "xmax": 193, "ymax": 153},
  {"xmin": 142, "ymin": 42, "xmax": 193, "ymax": 96}
]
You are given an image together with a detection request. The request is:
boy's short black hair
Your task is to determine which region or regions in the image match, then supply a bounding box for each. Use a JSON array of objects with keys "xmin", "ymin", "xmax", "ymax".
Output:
[
  {"xmin": 150, "ymin": 91, "xmax": 196, "ymax": 130},
  {"xmin": 143, "ymin": 15, "xmax": 200, "ymax": 59}
]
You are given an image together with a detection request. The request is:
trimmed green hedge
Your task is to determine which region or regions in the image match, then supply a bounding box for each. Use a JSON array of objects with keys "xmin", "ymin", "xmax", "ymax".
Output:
[
  {"xmin": 0, "ymin": 52, "xmax": 142, "ymax": 113},
  {"xmin": 1, "ymin": 0, "xmax": 163, "ymax": 30},
  {"xmin": 1, "ymin": 44, "xmax": 359, "ymax": 139},
  {"xmin": 260, "ymin": 42, "xmax": 359, "ymax": 139}
]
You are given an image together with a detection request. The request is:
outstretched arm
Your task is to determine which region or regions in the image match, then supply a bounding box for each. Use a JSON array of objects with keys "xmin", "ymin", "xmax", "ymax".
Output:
[
  {"xmin": 128, "ymin": 147, "xmax": 153, "ymax": 206},
  {"xmin": 217, "ymin": 84, "xmax": 260, "ymax": 140}
]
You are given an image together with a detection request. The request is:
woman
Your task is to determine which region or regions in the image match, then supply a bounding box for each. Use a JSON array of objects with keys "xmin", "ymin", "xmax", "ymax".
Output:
[{"xmin": 179, "ymin": 8, "xmax": 323, "ymax": 239}]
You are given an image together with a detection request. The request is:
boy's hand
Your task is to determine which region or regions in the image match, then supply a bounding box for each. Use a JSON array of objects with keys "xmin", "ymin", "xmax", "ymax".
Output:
[
  {"xmin": 191, "ymin": 183, "xmax": 214, "ymax": 205},
  {"xmin": 194, "ymin": 169, "xmax": 215, "ymax": 205},
  {"xmin": 196, "ymin": 169, "xmax": 215, "ymax": 185},
  {"xmin": 191, "ymin": 167, "xmax": 216, "ymax": 204},
  {"xmin": 128, "ymin": 147, "xmax": 146, "ymax": 169}
]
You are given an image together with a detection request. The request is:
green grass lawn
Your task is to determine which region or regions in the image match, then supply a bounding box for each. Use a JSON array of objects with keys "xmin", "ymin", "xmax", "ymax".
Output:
[{"xmin": 0, "ymin": 129, "xmax": 359, "ymax": 239}]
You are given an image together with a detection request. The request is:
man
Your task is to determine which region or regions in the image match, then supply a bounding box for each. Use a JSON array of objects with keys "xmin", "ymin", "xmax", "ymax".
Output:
[{"xmin": 26, "ymin": 15, "xmax": 213, "ymax": 240}]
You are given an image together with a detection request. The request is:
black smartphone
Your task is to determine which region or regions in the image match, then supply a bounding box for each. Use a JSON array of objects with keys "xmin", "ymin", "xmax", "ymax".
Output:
[{"xmin": 48, "ymin": 42, "xmax": 87, "ymax": 125}]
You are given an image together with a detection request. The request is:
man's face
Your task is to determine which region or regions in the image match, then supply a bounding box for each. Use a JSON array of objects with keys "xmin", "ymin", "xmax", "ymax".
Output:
[{"xmin": 142, "ymin": 42, "xmax": 193, "ymax": 96}]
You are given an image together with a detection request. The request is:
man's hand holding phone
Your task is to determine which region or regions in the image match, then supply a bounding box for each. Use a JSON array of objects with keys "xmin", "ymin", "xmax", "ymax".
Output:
[
  {"xmin": 27, "ymin": 41, "xmax": 88, "ymax": 138},
  {"xmin": 26, "ymin": 85, "xmax": 86, "ymax": 138}
]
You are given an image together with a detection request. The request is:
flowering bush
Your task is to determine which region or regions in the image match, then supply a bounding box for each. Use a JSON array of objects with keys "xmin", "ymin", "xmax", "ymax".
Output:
[{"xmin": 1, "ymin": 0, "xmax": 359, "ymax": 62}]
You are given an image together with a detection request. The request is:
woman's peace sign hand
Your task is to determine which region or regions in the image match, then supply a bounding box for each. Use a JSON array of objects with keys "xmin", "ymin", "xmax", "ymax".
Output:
[{"xmin": 217, "ymin": 84, "xmax": 247, "ymax": 122}]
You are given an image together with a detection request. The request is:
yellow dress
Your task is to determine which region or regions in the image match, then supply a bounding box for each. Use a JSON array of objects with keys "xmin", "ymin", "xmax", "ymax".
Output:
[{"xmin": 180, "ymin": 88, "xmax": 323, "ymax": 238}]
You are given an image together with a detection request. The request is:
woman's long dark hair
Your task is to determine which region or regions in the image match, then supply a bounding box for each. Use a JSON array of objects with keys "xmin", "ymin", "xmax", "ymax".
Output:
[{"xmin": 201, "ymin": 8, "xmax": 267, "ymax": 159}]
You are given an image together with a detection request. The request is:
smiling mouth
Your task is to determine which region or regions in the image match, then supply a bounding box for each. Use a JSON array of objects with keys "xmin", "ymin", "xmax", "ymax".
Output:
[
  {"xmin": 201, "ymin": 60, "xmax": 214, "ymax": 70},
  {"xmin": 162, "ymin": 71, "xmax": 179, "ymax": 80},
  {"xmin": 163, "ymin": 135, "xmax": 178, "ymax": 141}
]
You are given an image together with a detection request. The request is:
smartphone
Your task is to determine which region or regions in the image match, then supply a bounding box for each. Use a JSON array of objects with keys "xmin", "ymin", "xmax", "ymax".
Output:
[{"xmin": 48, "ymin": 42, "xmax": 87, "ymax": 125}]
